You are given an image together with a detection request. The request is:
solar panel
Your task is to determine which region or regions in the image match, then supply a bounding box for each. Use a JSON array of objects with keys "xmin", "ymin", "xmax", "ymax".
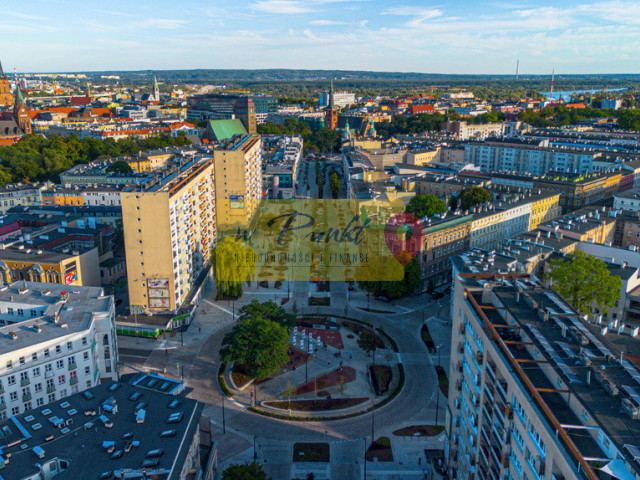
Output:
[
  {"xmin": 556, "ymin": 342, "xmax": 577, "ymax": 359},
  {"xmin": 622, "ymin": 385, "xmax": 640, "ymax": 407},
  {"xmin": 625, "ymin": 444, "xmax": 640, "ymax": 462},
  {"xmin": 529, "ymin": 326, "xmax": 581, "ymax": 383}
]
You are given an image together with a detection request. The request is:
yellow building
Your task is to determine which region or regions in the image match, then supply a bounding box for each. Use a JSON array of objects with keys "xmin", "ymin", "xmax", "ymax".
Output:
[
  {"xmin": 128, "ymin": 151, "xmax": 173, "ymax": 173},
  {"xmin": 121, "ymin": 157, "xmax": 216, "ymax": 314},
  {"xmin": 405, "ymin": 148, "xmax": 440, "ymax": 166},
  {"xmin": 528, "ymin": 193, "xmax": 561, "ymax": 230},
  {"xmin": 213, "ymin": 135, "xmax": 262, "ymax": 230},
  {"xmin": 42, "ymin": 188, "xmax": 84, "ymax": 206}
]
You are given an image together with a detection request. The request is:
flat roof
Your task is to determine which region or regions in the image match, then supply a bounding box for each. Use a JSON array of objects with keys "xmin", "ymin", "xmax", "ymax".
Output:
[
  {"xmin": 0, "ymin": 378, "xmax": 202, "ymax": 480},
  {"xmin": 0, "ymin": 281, "xmax": 109, "ymax": 355}
]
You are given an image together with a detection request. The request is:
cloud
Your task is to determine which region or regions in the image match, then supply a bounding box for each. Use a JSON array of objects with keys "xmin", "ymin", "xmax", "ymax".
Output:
[
  {"xmin": 382, "ymin": 6, "xmax": 443, "ymax": 26},
  {"xmin": 309, "ymin": 19, "xmax": 347, "ymax": 25},
  {"xmin": 133, "ymin": 18, "xmax": 188, "ymax": 29},
  {"xmin": 250, "ymin": 1, "xmax": 314, "ymax": 14}
]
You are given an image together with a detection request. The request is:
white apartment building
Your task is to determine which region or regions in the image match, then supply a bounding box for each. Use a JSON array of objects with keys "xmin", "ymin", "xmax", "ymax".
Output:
[
  {"xmin": 0, "ymin": 281, "xmax": 117, "ymax": 419},
  {"xmin": 449, "ymin": 273, "xmax": 640, "ymax": 480},
  {"xmin": 464, "ymin": 141, "xmax": 600, "ymax": 175},
  {"xmin": 0, "ymin": 184, "xmax": 45, "ymax": 215},
  {"xmin": 80, "ymin": 187, "xmax": 122, "ymax": 207},
  {"xmin": 614, "ymin": 187, "xmax": 640, "ymax": 213},
  {"xmin": 318, "ymin": 91, "xmax": 356, "ymax": 108}
]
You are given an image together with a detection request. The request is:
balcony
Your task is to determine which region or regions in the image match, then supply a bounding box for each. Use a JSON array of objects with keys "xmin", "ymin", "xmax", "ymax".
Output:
[
  {"xmin": 70, "ymin": 377, "xmax": 78, "ymax": 386},
  {"xmin": 68, "ymin": 362, "xmax": 77, "ymax": 371},
  {"xmin": 22, "ymin": 392, "xmax": 32, "ymax": 402},
  {"xmin": 0, "ymin": 400, "xmax": 5, "ymax": 410},
  {"xmin": 46, "ymin": 385, "xmax": 56, "ymax": 394},
  {"xmin": 20, "ymin": 377, "xmax": 30, "ymax": 387}
]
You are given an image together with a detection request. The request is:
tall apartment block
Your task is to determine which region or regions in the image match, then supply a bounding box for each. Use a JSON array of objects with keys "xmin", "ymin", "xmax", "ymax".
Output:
[
  {"xmin": 0, "ymin": 281, "xmax": 117, "ymax": 419},
  {"xmin": 448, "ymin": 273, "xmax": 640, "ymax": 480},
  {"xmin": 213, "ymin": 134, "xmax": 262, "ymax": 230},
  {"xmin": 121, "ymin": 157, "xmax": 216, "ymax": 314}
]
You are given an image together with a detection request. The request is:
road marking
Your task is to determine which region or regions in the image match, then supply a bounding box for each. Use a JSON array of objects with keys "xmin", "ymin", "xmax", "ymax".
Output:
[{"xmin": 204, "ymin": 299, "xmax": 235, "ymax": 318}]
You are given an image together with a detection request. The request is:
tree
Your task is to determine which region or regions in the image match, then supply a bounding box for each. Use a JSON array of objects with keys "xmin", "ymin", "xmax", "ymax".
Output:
[
  {"xmin": 211, "ymin": 237, "xmax": 256, "ymax": 299},
  {"xmin": 357, "ymin": 331, "xmax": 378, "ymax": 357},
  {"xmin": 106, "ymin": 160, "xmax": 133, "ymax": 174},
  {"xmin": 458, "ymin": 187, "xmax": 491, "ymax": 211},
  {"xmin": 405, "ymin": 194, "xmax": 446, "ymax": 219},
  {"xmin": 284, "ymin": 380, "xmax": 297, "ymax": 408},
  {"xmin": 448, "ymin": 196, "xmax": 459, "ymax": 211},
  {"xmin": 546, "ymin": 251, "xmax": 621, "ymax": 317},
  {"xmin": 221, "ymin": 315, "xmax": 290, "ymax": 379},
  {"xmin": 222, "ymin": 462, "xmax": 272, "ymax": 480},
  {"xmin": 359, "ymin": 257, "xmax": 421, "ymax": 299},
  {"xmin": 238, "ymin": 299, "xmax": 295, "ymax": 330}
]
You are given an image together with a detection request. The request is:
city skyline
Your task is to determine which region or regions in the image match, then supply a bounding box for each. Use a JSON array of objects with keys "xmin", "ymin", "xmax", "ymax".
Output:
[{"xmin": 2, "ymin": 0, "xmax": 640, "ymax": 74}]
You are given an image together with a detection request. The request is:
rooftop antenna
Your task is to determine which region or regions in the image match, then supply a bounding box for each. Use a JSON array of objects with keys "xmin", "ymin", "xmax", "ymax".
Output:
[
  {"xmin": 516, "ymin": 59, "xmax": 519, "ymax": 79},
  {"xmin": 549, "ymin": 68, "xmax": 555, "ymax": 102}
]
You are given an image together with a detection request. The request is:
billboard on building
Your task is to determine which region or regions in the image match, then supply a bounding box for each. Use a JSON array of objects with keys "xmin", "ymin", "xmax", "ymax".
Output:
[{"xmin": 230, "ymin": 195, "xmax": 244, "ymax": 209}]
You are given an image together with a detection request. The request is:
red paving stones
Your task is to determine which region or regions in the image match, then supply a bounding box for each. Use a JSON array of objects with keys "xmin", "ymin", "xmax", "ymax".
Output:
[
  {"xmin": 293, "ymin": 327, "xmax": 344, "ymax": 350},
  {"xmin": 296, "ymin": 366, "xmax": 356, "ymax": 395}
]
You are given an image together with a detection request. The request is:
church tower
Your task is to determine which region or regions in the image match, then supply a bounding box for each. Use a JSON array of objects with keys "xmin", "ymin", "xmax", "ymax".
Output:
[
  {"xmin": 0, "ymin": 60, "xmax": 14, "ymax": 107},
  {"xmin": 152, "ymin": 76, "xmax": 160, "ymax": 102},
  {"xmin": 325, "ymin": 79, "xmax": 338, "ymax": 130},
  {"xmin": 13, "ymin": 86, "xmax": 31, "ymax": 134}
]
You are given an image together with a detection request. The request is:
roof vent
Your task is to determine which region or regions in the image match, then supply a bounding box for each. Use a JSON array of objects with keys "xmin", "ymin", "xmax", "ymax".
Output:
[{"xmin": 33, "ymin": 446, "xmax": 45, "ymax": 459}]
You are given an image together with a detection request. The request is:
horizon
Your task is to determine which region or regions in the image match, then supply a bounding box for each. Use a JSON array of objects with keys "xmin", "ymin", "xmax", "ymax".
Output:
[{"xmin": 2, "ymin": 0, "xmax": 640, "ymax": 74}]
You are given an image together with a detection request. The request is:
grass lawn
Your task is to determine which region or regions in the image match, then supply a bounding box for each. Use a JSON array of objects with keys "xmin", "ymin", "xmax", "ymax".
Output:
[
  {"xmin": 392, "ymin": 425, "xmax": 445, "ymax": 436},
  {"xmin": 435, "ymin": 365, "xmax": 449, "ymax": 397},
  {"xmin": 293, "ymin": 443, "xmax": 330, "ymax": 462},
  {"xmin": 420, "ymin": 325, "xmax": 436, "ymax": 353},
  {"xmin": 366, "ymin": 436, "xmax": 394, "ymax": 462},
  {"xmin": 265, "ymin": 397, "xmax": 367, "ymax": 411},
  {"xmin": 309, "ymin": 297, "xmax": 330, "ymax": 306},
  {"xmin": 369, "ymin": 365, "xmax": 392, "ymax": 395}
]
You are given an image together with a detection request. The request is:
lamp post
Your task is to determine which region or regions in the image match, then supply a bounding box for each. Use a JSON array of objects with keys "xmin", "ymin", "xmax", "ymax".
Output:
[{"xmin": 435, "ymin": 344, "xmax": 442, "ymax": 428}]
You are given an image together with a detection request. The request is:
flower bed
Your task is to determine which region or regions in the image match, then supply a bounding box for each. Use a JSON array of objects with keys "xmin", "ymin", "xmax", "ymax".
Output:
[
  {"xmin": 293, "ymin": 443, "xmax": 330, "ymax": 462},
  {"xmin": 309, "ymin": 297, "xmax": 330, "ymax": 306},
  {"xmin": 420, "ymin": 324, "xmax": 436, "ymax": 353},
  {"xmin": 369, "ymin": 365, "xmax": 392, "ymax": 395},
  {"xmin": 435, "ymin": 365, "xmax": 449, "ymax": 397},
  {"xmin": 393, "ymin": 425, "xmax": 444, "ymax": 436},
  {"xmin": 265, "ymin": 397, "xmax": 367, "ymax": 412},
  {"xmin": 295, "ymin": 366, "xmax": 355, "ymax": 395},
  {"xmin": 366, "ymin": 436, "xmax": 394, "ymax": 462}
]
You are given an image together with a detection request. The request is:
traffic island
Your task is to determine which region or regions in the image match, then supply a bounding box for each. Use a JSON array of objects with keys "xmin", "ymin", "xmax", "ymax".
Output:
[
  {"xmin": 293, "ymin": 443, "xmax": 330, "ymax": 462},
  {"xmin": 366, "ymin": 436, "xmax": 394, "ymax": 462}
]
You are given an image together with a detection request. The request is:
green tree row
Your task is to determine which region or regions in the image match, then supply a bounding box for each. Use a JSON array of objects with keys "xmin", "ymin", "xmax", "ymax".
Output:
[{"xmin": 0, "ymin": 132, "xmax": 191, "ymax": 186}]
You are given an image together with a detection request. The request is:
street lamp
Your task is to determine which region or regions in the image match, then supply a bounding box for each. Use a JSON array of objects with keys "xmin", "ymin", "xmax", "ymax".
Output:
[{"xmin": 435, "ymin": 344, "xmax": 442, "ymax": 428}]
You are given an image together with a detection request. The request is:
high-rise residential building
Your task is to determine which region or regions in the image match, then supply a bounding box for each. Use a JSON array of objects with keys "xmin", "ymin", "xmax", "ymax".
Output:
[
  {"xmin": 0, "ymin": 281, "xmax": 118, "ymax": 419},
  {"xmin": 121, "ymin": 157, "xmax": 216, "ymax": 314},
  {"xmin": 213, "ymin": 134, "xmax": 262, "ymax": 230},
  {"xmin": 448, "ymin": 272, "xmax": 640, "ymax": 480}
]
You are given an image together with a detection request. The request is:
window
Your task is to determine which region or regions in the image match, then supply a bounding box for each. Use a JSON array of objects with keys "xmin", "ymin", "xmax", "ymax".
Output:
[
  {"xmin": 32, "ymin": 367, "xmax": 40, "ymax": 376},
  {"xmin": 56, "ymin": 360, "xmax": 64, "ymax": 369},
  {"xmin": 45, "ymin": 364, "xmax": 52, "ymax": 374},
  {"xmin": 7, "ymin": 308, "xmax": 12, "ymax": 315},
  {"xmin": 82, "ymin": 337, "xmax": 87, "ymax": 346},
  {"xmin": 44, "ymin": 349, "xmax": 50, "ymax": 358},
  {"xmin": 7, "ymin": 375, "xmax": 15, "ymax": 386},
  {"xmin": 30, "ymin": 310, "xmax": 36, "ymax": 317},
  {"xmin": 11, "ymin": 407, "xmax": 19, "ymax": 416},
  {"xmin": 17, "ymin": 309, "xmax": 23, "ymax": 316},
  {"xmin": 34, "ymin": 383, "xmax": 42, "ymax": 393},
  {"xmin": 70, "ymin": 371, "xmax": 77, "ymax": 380},
  {"xmin": 67, "ymin": 342, "xmax": 73, "ymax": 351},
  {"xmin": 46, "ymin": 379, "xmax": 54, "ymax": 389},
  {"xmin": 103, "ymin": 334, "xmax": 109, "ymax": 346},
  {"xmin": 55, "ymin": 345, "xmax": 61, "ymax": 354},
  {"xmin": 68, "ymin": 356, "xmax": 75, "ymax": 365},
  {"xmin": 6, "ymin": 360, "xmax": 12, "ymax": 370},
  {"xmin": 9, "ymin": 392, "xmax": 17, "ymax": 401},
  {"xmin": 36, "ymin": 398, "xmax": 44, "ymax": 407},
  {"xmin": 83, "ymin": 352, "xmax": 89, "ymax": 361},
  {"xmin": 84, "ymin": 366, "xmax": 90, "ymax": 375},
  {"xmin": 32, "ymin": 352, "xmax": 37, "ymax": 361},
  {"xmin": 20, "ymin": 371, "xmax": 28, "ymax": 382},
  {"xmin": 47, "ymin": 393, "xmax": 55, "ymax": 403}
]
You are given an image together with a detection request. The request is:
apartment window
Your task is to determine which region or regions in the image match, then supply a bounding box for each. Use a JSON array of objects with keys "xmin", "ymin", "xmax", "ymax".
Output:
[
  {"xmin": 44, "ymin": 349, "xmax": 49, "ymax": 358},
  {"xmin": 19, "ymin": 356, "xmax": 25, "ymax": 365},
  {"xmin": 45, "ymin": 364, "xmax": 52, "ymax": 374},
  {"xmin": 11, "ymin": 407, "xmax": 19, "ymax": 416},
  {"xmin": 32, "ymin": 352, "xmax": 37, "ymax": 361},
  {"xmin": 9, "ymin": 392, "xmax": 17, "ymax": 401},
  {"xmin": 32, "ymin": 367, "xmax": 40, "ymax": 376},
  {"xmin": 55, "ymin": 346, "xmax": 61, "ymax": 354},
  {"xmin": 20, "ymin": 371, "xmax": 28, "ymax": 382},
  {"xmin": 67, "ymin": 342, "xmax": 73, "ymax": 351},
  {"xmin": 103, "ymin": 334, "xmax": 109, "ymax": 346},
  {"xmin": 56, "ymin": 360, "xmax": 64, "ymax": 369},
  {"xmin": 70, "ymin": 371, "xmax": 77, "ymax": 380},
  {"xmin": 36, "ymin": 398, "xmax": 44, "ymax": 407},
  {"xmin": 7, "ymin": 375, "xmax": 15, "ymax": 385},
  {"xmin": 83, "ymin": 352, "xmax": 89, "ymax": 361},
  {"xmin": 34, "ymin": 383, "xmax": 42, "ymax": 393},
  {"xmin": 84, "ymin": 366, "xmax": 90, "ymax": 375},
  {"xmin": 46, "ymin": 379, "xmax": 54, "ymax": 389},
  {"xmin": 30, "ymin": 309, "xmax": 36, "ymax": 316},
  {"xmin": 104, "ymin": 346, "xmax": 111, "ymax": 360},
  {"xmin": 6, "ymin": 308, "xmax": 12, "ymax": 315},
  {"xmin": 86, "ymin": 381, "xmax": 91, "ymax": 389},
  {"xmin": 59, "ymin": 389, "xmax": 66, "ymax": 398},
  {"xmin": 6, "ymin": 360, "xmax": 12, "ymax": 370},
  {"xmin": 17, "ymin": 309, "xmax": 23, "ymax": 316},
  {"xmin": 48, "ymin": 393, "xmax": 55, "ymax": 403}
]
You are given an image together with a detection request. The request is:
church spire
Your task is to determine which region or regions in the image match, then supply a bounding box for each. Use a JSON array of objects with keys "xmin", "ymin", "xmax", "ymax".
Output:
[
  {"xmin": 329, "ymin": 78, "xmax": 335, "ymax": 109},
  {"xmin": 0, "ymin": 60, "xmax": 4, "ymax": 78},
  {"xmin": 15, "ymin": 84, "xmax": 24, "ymax": 107},
  {"xmin": 153, "ymin": 76, "xmax": 159, "ymax": 100}
]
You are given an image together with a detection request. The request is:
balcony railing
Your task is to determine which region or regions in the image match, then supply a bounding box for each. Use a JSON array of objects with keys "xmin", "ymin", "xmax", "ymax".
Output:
[{"xmin": 46, "ymin": 385, "xmax": 56, "ymax": 394}]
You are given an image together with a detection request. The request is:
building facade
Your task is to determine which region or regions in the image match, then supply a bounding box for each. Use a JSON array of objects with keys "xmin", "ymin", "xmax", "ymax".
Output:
[{"xmin": 0, "ymin": 282, "xmax": 117, "ymax": 419}]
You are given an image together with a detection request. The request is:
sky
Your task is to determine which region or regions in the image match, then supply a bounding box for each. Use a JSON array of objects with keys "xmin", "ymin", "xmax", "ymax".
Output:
[{"xmin": 1, "ymin": 0, "xmax": 640, "ymax": 74}]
